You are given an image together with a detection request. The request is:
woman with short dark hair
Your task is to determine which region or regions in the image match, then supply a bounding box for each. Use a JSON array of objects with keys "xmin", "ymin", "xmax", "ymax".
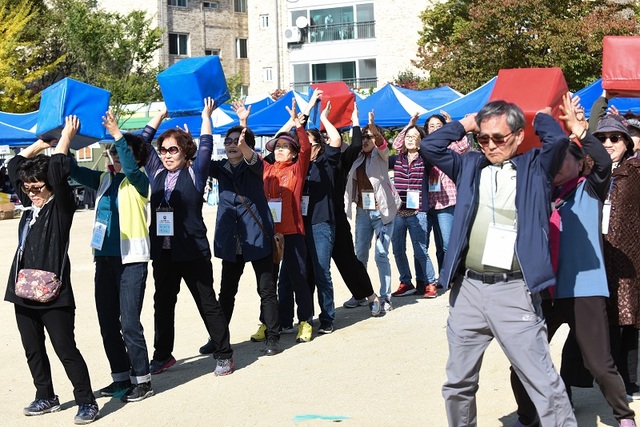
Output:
[{"xmin": 6, "ymin": 116, "xmax": 99, "ymax": 424}]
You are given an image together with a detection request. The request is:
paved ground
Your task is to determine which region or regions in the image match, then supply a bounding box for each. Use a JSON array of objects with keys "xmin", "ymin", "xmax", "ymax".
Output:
[{"xmin": 0, "ymin": 205, "xmax": 636, "ymax": 426}]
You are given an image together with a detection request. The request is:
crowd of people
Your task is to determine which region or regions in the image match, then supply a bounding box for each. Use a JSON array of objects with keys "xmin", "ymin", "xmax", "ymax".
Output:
[{"xmin": 5, "ymin": 89, "xmax": 640, "ymax": 427}]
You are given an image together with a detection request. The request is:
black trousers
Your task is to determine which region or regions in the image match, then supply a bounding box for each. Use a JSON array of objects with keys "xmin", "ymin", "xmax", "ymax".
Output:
[
  {"xmin": 610, "ymin": 325, "xmax": 639, "ymax": 392},
  {"xmin": 511, "ymin": 296, "xmax": 634, "ymax": 423},
  {"xmin": 15, "ymin": 304, "xmax": 95, "ymax": 404},
  {"xmin": 152, "ymin": 251, "xmax": 232, "ymax": 360},
  {"xmin": 219, "ymin": 254, "xmax": 279, "ymax": 339},
  {"xmin": 332, "ymin": 207, "xmax": 375, "ymax": 300}
]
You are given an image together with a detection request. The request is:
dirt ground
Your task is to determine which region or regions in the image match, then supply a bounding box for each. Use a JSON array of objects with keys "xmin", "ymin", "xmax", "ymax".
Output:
[{"xmin": 0, "ymin": 205, "xmax": 637, "ymax": 426}]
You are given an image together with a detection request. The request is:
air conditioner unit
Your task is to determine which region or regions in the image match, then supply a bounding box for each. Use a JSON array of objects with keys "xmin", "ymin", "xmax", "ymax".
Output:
[{"xmin": 284, "ymin": 26, "xmax": 301, "ymax": 43}]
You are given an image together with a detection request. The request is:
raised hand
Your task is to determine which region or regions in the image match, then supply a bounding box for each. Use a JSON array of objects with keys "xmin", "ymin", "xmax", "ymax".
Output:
[
  {"xmin": 102, "ymin": 110, "xmax": 123, "ymax": 140},
  {"xmin": 202, "ymin": 97, "xmax": 216, "ymax": 118}
]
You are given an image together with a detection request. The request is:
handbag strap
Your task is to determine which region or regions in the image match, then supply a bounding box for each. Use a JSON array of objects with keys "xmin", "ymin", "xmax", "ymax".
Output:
[
  {"xmin": 231, "ymin": 181, "xmax": 269, "ymax": 237},
  {"xmin": 17, "ymin": 210, "xmax": 70, "ymax": 279}
]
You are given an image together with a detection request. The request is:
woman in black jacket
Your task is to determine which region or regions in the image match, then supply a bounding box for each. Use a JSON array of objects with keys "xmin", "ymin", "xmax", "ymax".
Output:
[{"xmin": 6, "ymin": 116, "xmax": 99, "ymax": 424}]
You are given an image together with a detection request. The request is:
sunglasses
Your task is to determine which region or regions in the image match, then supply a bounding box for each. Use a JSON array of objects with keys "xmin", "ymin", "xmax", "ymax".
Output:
[
  {"xmin": 22, "ymin": 183, "xmax": 46, "ymax": 194},
  {"xmin": 476, "ymin": 130, "xmax": 517, "ymax": 146},
  {"xmin": 158, "ymin": 145, "xmax": 180, "ymax": 155},
  {"xmin": 224, "ymin": 137, "xmax": 239, "ymax": 146},
  {"xmin": 596, "ymin": 134, "xmax": 625, "ymax": 144}
]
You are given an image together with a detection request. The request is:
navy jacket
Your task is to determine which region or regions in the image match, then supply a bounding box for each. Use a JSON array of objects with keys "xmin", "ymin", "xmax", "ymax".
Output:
[
  {"xmin": 420, "ymin": 113, "xmax": 569, "ymax": 293},
  {"xmin": 210, "ymin": 156, "xmax": 274, "ymax": 262}
]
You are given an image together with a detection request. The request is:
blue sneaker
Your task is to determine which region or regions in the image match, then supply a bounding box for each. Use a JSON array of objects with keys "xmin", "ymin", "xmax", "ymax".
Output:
[
  {"xmin": 23, "ymin": 396, "xmax": 61, "ymax": 416},
  {"xmin": 74, "ymin": 402, "xmax": 99, "ymax": 425}
]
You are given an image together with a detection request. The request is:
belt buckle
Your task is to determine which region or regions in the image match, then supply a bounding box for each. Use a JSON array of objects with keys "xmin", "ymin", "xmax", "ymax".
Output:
[{"xmin": 483, "ymin": 273, "xmax": 496, "ymax": 285}]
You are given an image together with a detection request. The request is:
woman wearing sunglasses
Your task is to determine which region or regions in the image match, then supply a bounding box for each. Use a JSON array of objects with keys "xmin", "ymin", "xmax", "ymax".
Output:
[
  {"xmin": 142, "ymin": 98, "xmax": 234, "ymax": 377},
  {"xmin": 589, "ymin": 109, "xmax": 640, "ymax": 401},
  {"xmin": 200, "ymin": 124, "xmax": 281, "ymax": 356},
  {"xmin": 6, "ymin": 116, "xmax": 100, "ymax": 423}
]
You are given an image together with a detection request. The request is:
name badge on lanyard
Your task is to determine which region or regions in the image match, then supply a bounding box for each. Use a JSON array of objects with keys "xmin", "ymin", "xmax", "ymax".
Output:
[
  {"xmin": 90, "ymin": 214, "xmax": 110, "ymax": 250},
  {"xmin": 429, "ymin": 175, "xmax": 441, "ymax": 192},
  {"xmin": 481, "ymin": 223, "xmax": 517, "ymax": 270},
  {"xmin": 301, "ymin": 195, "xmax": 310, "ymax": 216},
  {"xmin": 268, "ymin": 198, "xmax": 282, "ymax": 223},
  {"xmin": 156, "ymin": 207, "xmax": 174, "ymax": 236},
  {"xmin": 602, "ymin": 200, "xmax": 611, "ymax": 235},
  {"xmin": 406, "ymin": 190, "xmax": 420, "ymax": 210},
  {"xmin": 362, "ymin": 191, "xmax": 376, "ymax": 210}
]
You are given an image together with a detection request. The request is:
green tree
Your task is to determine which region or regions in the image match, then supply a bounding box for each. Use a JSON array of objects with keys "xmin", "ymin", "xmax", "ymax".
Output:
[
  {"xmin": 0, "ymin": 0, "xmax": 62, "ymax": 112},
  {"xmin": 37, "ymin": 0, "xmax": 163, "ymax": 116},
  {"xmin": 415, "ymin": 0, "xmax": 640, "ymax": 93},
  {"xmin": 393, "ymin": 69, "xmax": 431, "ymax": 90}
]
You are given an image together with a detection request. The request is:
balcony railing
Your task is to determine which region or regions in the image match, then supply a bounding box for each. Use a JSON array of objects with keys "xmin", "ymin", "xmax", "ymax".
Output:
[
  {"xmin": 292, "ymin": 77, "xmax": 378, "ymax": 93},
  {"xmin": 307, "ymin": 21, "xmax": 375, "ymax": 43}
]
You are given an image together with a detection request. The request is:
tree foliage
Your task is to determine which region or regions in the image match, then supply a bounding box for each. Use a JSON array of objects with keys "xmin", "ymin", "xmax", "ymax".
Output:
[
  {"xmin": 40, "ymin": 0, "xmax": 164, "ymax": 116},
  {"xmin": 392, "ymin": 69, "xmax": 431, "ymax": 90},
  {"xmin": 415, "ymin": 0, "xmax": 640, "ymax": 93},
  {"xmin": 0, "ymin": 0, "xmax": 62, "ymax": 112}
]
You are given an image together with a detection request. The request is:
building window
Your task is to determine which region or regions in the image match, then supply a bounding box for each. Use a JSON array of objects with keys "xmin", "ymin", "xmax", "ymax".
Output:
[
  {"xmin": 203, "ymin": 1, "xmax": 218, "ymax": 9},
  {"xmin": 234, "ymin": 0, "xmax": 247, "ymax": 13},
  {"xmin": 236, "ymin": 38, "xmax": 247, "ymax": 59},
  {"xmin": 205, "ymin": 49, "xmax": 220, "ymax": 56},
  {"xmin": 169, "ymin": 33, "xmax": 189, "ymax": 55},
  {"xmin": 263, "ymin": 67, "xmax": 273, "ymax": 82},
  {"xmin": 76, "ymin": 147, "xmax": 92, "ymax": 162},
  {"xmin": 260, "ymin": 14, "xmax": 269, "ymax": 28},
  {"xmin": 168, "ymin": 0, "xmax": 188, "ymax": 7}
]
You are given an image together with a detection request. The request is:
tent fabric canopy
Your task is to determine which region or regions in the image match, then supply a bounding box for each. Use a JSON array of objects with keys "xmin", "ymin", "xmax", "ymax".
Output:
[
  {"xmin": 573, "ymin": 78, "xmax": 640, "ymax": 118},
  {"xmin": 418, "ymin": 77, "xmax": 497, "ymax": 122}
]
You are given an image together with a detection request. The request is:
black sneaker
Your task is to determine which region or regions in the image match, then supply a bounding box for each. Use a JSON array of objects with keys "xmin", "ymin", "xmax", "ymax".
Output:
[
  {"xmin": 318, "ymin": 323, "xmax": 334, "ymax": 334},
  {"xmin": 265, "ymin": 336, "xmax": 281, "ymax": 356},
  {"xmin": 74, "ymin": 402, "xmax": 99, "ymax": 425},
  {"xmin": 98, "ymin": 380, "xmax": 131, "ymax": 397},
  {"xmin": 121, "ymin": 382, "xmax": 154, "ymax": 403},
  {"xmin": 199, "ymin": 338, "xmax": 215, "ymax": 355},
  {"xmin": 23, "ymin": 396, "xmax": 61, "ymax": 416},
  {"xmin": 149, "ymin": 355, "xmax": 176, "ymax": 375}
]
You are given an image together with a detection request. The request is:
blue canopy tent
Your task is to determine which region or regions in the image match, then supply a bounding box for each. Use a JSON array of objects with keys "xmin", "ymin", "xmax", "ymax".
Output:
[
  {"xmin": 0, "ymin": 111, "xmax": 39, "ymax": 147},
  {"xmin": 394, "ymin": 86, "xmax": 462, "ymax": 111},
  {"xmin": 356, "ymin": 84, "xmax": 433, "ymax": 128},
  {"xmin": 418, "ymin": 77, "xmax": 497, "ymax": 122},
  {"xmin": 217, "ymin": 96, "xmax": 275, "ymax": 116},
  {"xmin": 154, "ymin": 107, "xmax": 238, "ymax": 138},
  {"xmin": 574, "ymin": 78, "xmax": 640, "ymax": 118},
  {"xmin": 240, "ymin": 90, "xmax": 310, "ymax": 136}
]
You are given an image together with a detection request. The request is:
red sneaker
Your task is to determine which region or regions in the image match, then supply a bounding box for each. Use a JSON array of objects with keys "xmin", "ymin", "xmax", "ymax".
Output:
[
  {"xmin": 424, "ymin": 284, "xmax": 438, "ymax": 298},
  {"xmin": 391, "ymin": 283, "xmax": 416, "ymax": 297}
]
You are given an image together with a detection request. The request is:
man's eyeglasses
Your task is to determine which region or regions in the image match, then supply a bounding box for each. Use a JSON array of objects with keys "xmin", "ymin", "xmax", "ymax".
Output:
[
  {"xmin": 476, "ymin": 130, "xmax": 518, "ymax": 146},
  {"xmin": 224, "ymin": 137, "xmax": 240, "ymax": 146},
  {"xmin": 158, "ymin": 146, "xmax": 180, "ymax": 155},
  {"xmin": 22, "ymin": 183, "xmax": 46, "ymax": 194},
  {"xmin": 596, "ymin": 134, "xmax": 625, "ymax": 144}
]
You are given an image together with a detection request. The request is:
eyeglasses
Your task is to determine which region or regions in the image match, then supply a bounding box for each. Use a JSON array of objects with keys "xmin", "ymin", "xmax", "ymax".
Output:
[
  {"xmin": 22, "ymin": 183, "xmax": 46, "ymax": 194},
  {"xmin": 158, "ymin": 146, "xmax": 180, "ymax": 155},
  {"xmin": 476, "ymin": 130, "xmax": 518, "ymax": 146},
  {"xmin": 596, "ymin": 134, "xmax": 625, "ymax": 144},
  {"xmin": 405, "ymin": 134, "xmax": 421, "ymax": 141},
  {"xmin": 223, "ymin": 137, "xmax": 239, "ymax": 146},
  {"xmin": 275, "ymin": 144, "xmax": 291, "ymax": 151}
]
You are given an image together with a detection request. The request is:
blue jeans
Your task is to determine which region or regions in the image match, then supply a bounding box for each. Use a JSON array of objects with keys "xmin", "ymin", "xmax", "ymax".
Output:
[
  {"xmin": 305, "ymin": 221, "xmax": 336, "ymax": 325},
  {"xmin": 354, "ymin": 207, "xmax": 394, "ymax": 300},
  {"xmin": 391, "ymin": 212, "xmax": 436, "ymax": 285},
  {"xmin": 428, "ymin": 206, "xmax": 455, "ymax": 274},
  {"xmin": 95, "ymin": 257, "xmax": 150, "ymax": 384}
]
